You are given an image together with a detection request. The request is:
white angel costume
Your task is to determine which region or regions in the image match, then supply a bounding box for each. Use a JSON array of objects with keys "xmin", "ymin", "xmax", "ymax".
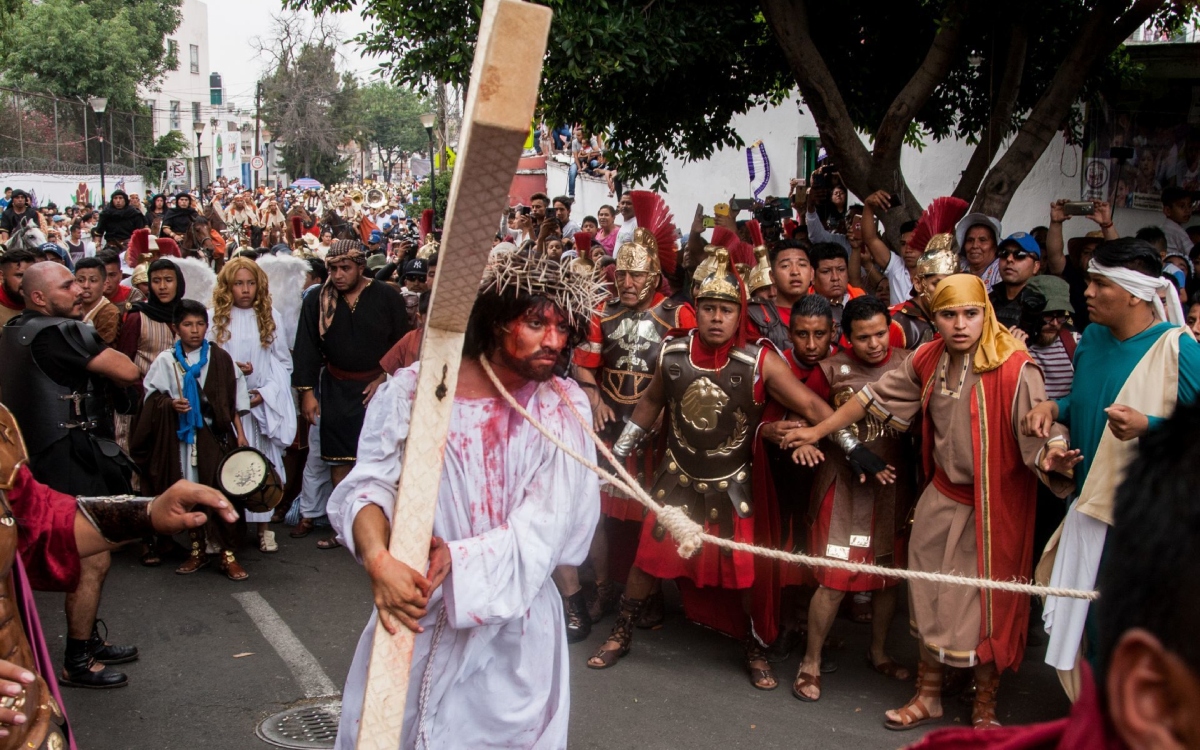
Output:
[{"xmin": 208, "ymin": 306, "xmax": 297, "ymax": 522}]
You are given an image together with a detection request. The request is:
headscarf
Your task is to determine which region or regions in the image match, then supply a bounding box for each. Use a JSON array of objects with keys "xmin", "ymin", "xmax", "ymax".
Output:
[
  {"xmin": 131, "ymin": 258, "xmax": 185, "ymax": 324},
  {"xmin": 173, "ymin": 339, "xmax": 208, "ymax": 446},
  {"xmin": 319, "ymin": 239, "xmax": 367, "ymax": 337},
  {"xmin": 1087, "ymin": 259, "xmax": 1185, "ymax": 326},
  {"xmin": 100, "ymin": 189, "xmax": 140, "ymax": 221},
  {"xmin": 930, "ymin": 273, "xmax": 1024, "ymax": 373}
]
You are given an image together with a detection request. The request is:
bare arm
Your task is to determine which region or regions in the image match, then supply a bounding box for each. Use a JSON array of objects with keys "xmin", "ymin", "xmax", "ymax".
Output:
[
  {"xmin": 86, "ymin": 348, "xmax": 139, "ymax": 387},
  {"xmin": 761, "ymin": 350, "xmax": 833, "ymax": 425},
  {"xmin": 1045, "ymin": 201, "xmax": 1068, "ymax": 276},
  {"xmin": 861, "ymin": 192, "xmax": 896, "ymax": 269},
  {"xmin": 627, "ymin": 367, "xmax": 667, "ymax": 431}
]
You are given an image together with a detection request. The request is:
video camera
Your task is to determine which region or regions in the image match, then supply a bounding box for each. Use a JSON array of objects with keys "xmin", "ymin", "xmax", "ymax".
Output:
[{"xmin": 752, "ymin": 196, "xmax": 791, "ymax": 227}]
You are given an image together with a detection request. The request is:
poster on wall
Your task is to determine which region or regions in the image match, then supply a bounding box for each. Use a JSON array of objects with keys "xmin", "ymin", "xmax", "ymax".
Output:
[{"xmin": 1085, "ymin": 80, "xmax": 1200, "ymax": 210}]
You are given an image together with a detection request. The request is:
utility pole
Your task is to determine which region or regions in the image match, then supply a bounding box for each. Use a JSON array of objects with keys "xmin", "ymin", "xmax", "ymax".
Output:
[{"xmin": 254, "ymin": 81, "xmax": 262, "ymax": 191}]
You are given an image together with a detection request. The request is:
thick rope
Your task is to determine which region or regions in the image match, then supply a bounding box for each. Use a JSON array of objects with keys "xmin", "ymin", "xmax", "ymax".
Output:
[{"xmin": 479, "ymin": 357, "xmax": 1098, "ymax": 602}]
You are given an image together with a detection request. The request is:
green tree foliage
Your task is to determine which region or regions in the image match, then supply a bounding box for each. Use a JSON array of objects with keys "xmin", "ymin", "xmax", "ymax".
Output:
[
  {"xmin": 140, "ymin": 130, "xmax": 190, "ymax": 184},
  {"xmin": 290, "ymin": 0, "xmax": 1195, "ymax": 226},
  {"xmin": 0, "ymin": 0, "xmax": 181, "ymax": 111},
  {"xmin": 360, "ymin": 82, "xmax": 430, "ymax": 183},
  {"xmin": 412, "ymin": 168, "xmax": 452, "ymax": 228},
  {"xmin": 259, "ymin": 13, "xmax": 362, "ymax": 184}
]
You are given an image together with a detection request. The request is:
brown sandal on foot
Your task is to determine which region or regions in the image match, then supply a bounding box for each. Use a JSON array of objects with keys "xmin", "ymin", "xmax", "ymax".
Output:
[
  {"xmin": 316, "ymin": 535, "xmax": 342, "ymax": 550},
  {"xmin": 866, "ymin": 651, "xmax": 913, "ymax": 682},
  {"xmin": 972, "ymin": 672, "xmax": 1002, "ymax": 729},
  {"xmin": 745, "ymin": 641, "xmax": 778, "ymax": 691},
  {"xmin": 289, "ymin": 518, "xmax": 315, "ymax": 538},
  {"xmin": 586, "ymin": 595, "xmax": 646, "ymax": 670},
  {"xmin": 884, "ymin": 661, "xmax": 944, "ymax": 731},
  {"xmin": 219, "ymin": 551, "xmax": 249, "ymax": 581},
  {"xmin": 791, "ymin": 670, "xmax": 821, "ymax": 702}
]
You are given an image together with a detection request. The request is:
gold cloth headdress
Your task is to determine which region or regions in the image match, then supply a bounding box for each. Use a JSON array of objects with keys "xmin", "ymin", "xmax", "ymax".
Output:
[{"xmin": 930, "ymin": 274, "xmax": 1025, "ymax": 373}]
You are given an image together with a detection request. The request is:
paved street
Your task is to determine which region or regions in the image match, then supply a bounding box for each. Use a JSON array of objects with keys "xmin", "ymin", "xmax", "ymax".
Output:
[{"xmin": 38, "ymin": 529, "xmax": 1071, "ymax": 749}]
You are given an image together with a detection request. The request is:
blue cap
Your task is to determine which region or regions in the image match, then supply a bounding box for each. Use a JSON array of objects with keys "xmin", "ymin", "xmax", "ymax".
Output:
[
  {"xmin": 999, "ymin": 232, "xmax": 1041, "ymax": 258},
  {"xmin": 369, "ymin": 230, "xmax": 383, "ymax": 244}
]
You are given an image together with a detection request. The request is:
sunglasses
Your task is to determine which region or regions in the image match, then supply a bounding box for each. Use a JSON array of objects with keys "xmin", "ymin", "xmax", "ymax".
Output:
[
  {"xmin": 1042, "ymin": 312, "xmax": 1068, "ymax": 322},
  {"xmin": 997, "ymin": 248, "xmax": 1035, "ymax": 261}
]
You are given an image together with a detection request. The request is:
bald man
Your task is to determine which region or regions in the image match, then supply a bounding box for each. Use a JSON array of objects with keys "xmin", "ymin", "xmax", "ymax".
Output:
[{"xmin": 0, "ymin": 261, "xmax": 143, "ymax": 688}]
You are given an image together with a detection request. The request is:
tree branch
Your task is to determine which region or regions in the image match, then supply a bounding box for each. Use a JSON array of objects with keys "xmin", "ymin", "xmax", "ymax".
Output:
[
  {"xmin": 873, "ymin": 0, "xmax": 967, "ymax": 164},
  {"xmin": 759, "ymin": 0, "xmax": 872, "ymax": 188},
  {"xmin": 972, "ymin": 0, "xmax": 1165, "ymax": 218},
  {"xmin": 952, "ymin": 21, "xmax": 1028, "ymax": 202}
]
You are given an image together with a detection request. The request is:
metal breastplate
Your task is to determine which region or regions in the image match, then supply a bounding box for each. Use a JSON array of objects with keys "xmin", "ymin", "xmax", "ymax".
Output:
[
  {"xmin": 597, "ymin": 300, "xmax": 673, "ymax": 441},
  {"xmin": 648, "ymin": 335, "xmax": 766, "ymax": 536},
  {"xmin": 0, "ymin": 317, "xmax": 103, "ymax": 456},
  {"xmin": 821, "ymin": 353, "xmax": 907, "ymax": 444},
  {"xmin": 892, "ymin": 305, "xmax": 934, "ymax": 350},
  {"xmin": 746, "ymin": 299, "xmax": 791, "ymax": 352}
]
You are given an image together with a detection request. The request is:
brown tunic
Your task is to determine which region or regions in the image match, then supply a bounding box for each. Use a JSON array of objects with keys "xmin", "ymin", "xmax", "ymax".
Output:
[
  {"xmin": 857, "ymin": 350, "xmax": 1069, "ymax": 667},
  {"xmin": 82, "ymin": 297, "xmax": 121, "ymax": 345}
]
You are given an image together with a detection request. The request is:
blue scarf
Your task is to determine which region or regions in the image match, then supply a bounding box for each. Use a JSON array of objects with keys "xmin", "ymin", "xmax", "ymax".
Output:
[{"xmin": 174, "ymin": 340, "xmax": 208, "ymax": 445}]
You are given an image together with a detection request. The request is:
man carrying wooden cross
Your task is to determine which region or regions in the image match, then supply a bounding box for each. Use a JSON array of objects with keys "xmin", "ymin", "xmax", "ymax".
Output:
[{"xmin": 327, "ymin": 250, "xmax": 603, "ymax": 748}]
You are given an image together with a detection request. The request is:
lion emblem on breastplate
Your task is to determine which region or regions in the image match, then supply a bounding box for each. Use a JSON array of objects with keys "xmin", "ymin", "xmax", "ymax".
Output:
[{"xmin": 680, "ymin": 377, "xmax": 729, "ymax": 431}]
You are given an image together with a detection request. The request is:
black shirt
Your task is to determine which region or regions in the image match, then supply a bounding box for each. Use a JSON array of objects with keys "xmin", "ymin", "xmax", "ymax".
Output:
[
  {"xmin": 20, "ymin": 311, "xmax": 103, "ymax": 391},
  {"xmin": 988, "ymin": 283, "xmax": 1028, "ymax": 331}
]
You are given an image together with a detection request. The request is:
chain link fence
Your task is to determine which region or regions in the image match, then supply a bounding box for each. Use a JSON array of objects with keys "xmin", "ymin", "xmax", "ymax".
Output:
[{"xmin": 0, "ymin": 87, "xmax": 147, "ymax": 175}]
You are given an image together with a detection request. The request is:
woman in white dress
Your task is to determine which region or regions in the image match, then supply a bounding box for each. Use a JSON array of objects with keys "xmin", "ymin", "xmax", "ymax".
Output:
[{"xmin": 209, "ymin": 257, "xmax": 297, "ymax": 552}]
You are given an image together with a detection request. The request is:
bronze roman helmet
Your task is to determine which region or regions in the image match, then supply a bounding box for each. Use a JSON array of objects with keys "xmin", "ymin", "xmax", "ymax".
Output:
[
  {"xmin": 746, "ymin": 244, "xmax": 773, "ymax": 295},
  {"xmin": 694, "ymin": 247, "xmax": 743, "ymax": 304}
]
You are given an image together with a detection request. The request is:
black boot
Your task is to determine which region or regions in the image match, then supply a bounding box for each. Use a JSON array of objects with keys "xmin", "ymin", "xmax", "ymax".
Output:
[
  {"xmin": 88, "ymin": 619, "xmax": 139, "ymax": 665},
  {"xmin": 61, "ymin": 638, "xmax": 128, "ymax": 689},
  {"xmin": 564, "ymin": 590, "xmax": 591, "ymax": 643}
]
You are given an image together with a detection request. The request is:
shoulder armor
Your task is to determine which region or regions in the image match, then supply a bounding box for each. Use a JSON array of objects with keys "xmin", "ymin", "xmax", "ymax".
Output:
[
  {"xmin": 0, "ymin": 403, "xmax": 28, "ymax": 491},
  {"xmin": 729, "ymin": 348, "xmax": 758, "ymax": 367}
]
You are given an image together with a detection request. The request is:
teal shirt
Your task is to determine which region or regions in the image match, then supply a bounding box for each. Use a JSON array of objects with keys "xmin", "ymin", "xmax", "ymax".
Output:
[{"xmin": 1055, "ymin": 322, "xmax": 1200, "ymax": 488}]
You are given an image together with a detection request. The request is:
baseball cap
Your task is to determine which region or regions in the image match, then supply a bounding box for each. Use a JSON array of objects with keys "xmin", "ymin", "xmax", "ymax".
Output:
[
  {"xmin": 998, "ymin": 232, "xmax": 1041, "ymax": 258},
  {"xmin": 402, "ymin": 258, "xmax": 428, "ymax": 278}
]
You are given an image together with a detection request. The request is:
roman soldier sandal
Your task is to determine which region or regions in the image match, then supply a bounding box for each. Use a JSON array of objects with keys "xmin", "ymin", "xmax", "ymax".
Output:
[
  {"xmin": 884, "ymin": 661, "xmax": 944, "ymax": 731},
  {"xmin": 745, "ymin": 640, "xmax": 778, "ymax": 690},
  {"xmin": 219, "ymin": 550, "xmax": 249, "ymax": 581},
  {"xmin": 866, "ymin": 651, "xmax": 913, "ymax": 681},
  {"xmin": 972, "ymin": 672, "xmax": 1002, "ymax": 729},
  {"xmin": 587, "ymin": 595, "xmax": 646, "ymax": 669},
  {"xmin": 792, "ymin": 668, "xmax": 821, "ymax": 702},
  {"xmin": 290, "ymin": 517, "xmax": 315, "ymax": 538}
]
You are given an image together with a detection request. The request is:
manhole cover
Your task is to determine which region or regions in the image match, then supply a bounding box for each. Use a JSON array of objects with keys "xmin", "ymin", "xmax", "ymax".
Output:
[{"xmin": 256, "ymin": 699, "xmax": 342, "ymax": 749}]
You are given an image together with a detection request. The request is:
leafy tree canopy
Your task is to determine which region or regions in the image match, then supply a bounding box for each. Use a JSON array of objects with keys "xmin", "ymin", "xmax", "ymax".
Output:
[
  {"xmin": 360, "ymin": 82, "xmax": 431, "ymax": 182},
  {"xmin": 1, "ymin": 0, "xmax": 181, "ymax": 111},
  {"xmin": 291, "ymin": 0, "xmax": 1195, "ymax": 221}
]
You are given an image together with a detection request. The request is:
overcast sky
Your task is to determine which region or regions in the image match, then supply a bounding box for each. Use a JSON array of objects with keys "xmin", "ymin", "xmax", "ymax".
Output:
[{"xmin": 205, "ymin": 0, "xmax": 383, "ymax": 111}]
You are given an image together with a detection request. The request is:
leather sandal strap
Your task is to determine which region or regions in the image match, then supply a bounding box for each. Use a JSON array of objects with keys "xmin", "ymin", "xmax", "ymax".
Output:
[{"xmin": 895, "ymin": 697, "xmax": 932, "ymax": 726}]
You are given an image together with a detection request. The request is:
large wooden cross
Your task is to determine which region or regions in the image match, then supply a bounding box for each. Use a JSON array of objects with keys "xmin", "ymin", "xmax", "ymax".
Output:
[{"xmin": 354, "ymin": 1, "xmax": 552, "ymax": 748}]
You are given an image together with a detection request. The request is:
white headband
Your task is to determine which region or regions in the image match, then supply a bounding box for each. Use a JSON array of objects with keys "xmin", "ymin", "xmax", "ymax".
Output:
[{"xmin": 1087, "ymin": 259, "xmax": 1185, "ymax": 326}]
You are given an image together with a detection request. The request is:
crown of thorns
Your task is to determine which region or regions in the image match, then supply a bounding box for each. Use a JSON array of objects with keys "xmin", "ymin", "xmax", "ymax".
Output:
[{"xmin": 479, "ymin": 250, "xmax": 607, "ymax": 327}]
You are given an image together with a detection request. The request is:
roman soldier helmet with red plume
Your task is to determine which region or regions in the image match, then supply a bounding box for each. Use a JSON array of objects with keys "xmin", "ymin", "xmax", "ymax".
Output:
[
  {"xmin": 419, "ymin": 209, "xmax": 434, "ymax": 244},
  {"xmin": 614, "ymin": 190, "xmax": 676, "ymax": 302},
  {"xmin": 909, "ymin": 196, "xmax": 968, "ymax": 278}
]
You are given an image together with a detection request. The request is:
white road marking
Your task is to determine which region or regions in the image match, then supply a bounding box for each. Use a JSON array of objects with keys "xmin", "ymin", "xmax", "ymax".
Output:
[{"xmin": 233, "ymin": 590, "xmax": 339, "ymax": 698}]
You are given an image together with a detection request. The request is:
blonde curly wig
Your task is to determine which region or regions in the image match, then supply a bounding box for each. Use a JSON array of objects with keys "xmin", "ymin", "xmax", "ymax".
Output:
[{"xmin": 211, "ymin": 257, "xmax": 276, "ymax": 348}]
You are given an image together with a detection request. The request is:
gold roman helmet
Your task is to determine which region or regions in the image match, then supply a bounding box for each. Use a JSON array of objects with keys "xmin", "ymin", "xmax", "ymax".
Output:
[
  {"xmin": 131, "ymin": 263, "xmax": 150, "ymax": 287},
  {"xmin": 614, "ymin": 226, "xmax": 662, "ymax": 302},
  {"xmin": 692, "ymin": 244, "xmax": 721, "ymax": 285},
  {"xmin": 694, "ymin": 247, "xmax": 742, "ymax": 304},
  {"xmin": 417, "ymin": 238, "xmax": 439, "ymax": 260},
  {"xmin": 915, "ymin": 234, "xmax": 959, "ymax": 278},
  {"xmin": 746, "ymin": 244, "xmax": 773, "ymax": 295}
]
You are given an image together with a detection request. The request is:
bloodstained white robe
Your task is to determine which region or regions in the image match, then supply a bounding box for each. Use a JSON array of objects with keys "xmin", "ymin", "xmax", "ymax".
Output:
[
  {"xmin": 329, "ymin": 365, "xmax": 599, "ymax": 749},
  {"xmin": 207, "ymin": 306, "xmax": 296, "ymax": 522}
]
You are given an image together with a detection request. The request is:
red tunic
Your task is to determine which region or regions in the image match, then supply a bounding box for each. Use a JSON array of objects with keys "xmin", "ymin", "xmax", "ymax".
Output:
[{"xmin": 9, "ymin": 464, "xmax": 82, "ymax": 592}]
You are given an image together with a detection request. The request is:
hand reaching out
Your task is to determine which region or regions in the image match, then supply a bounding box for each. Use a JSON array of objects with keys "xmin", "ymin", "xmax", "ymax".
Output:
[{"xmin": 1041, "ymin": 444, "xmax": 1084, "ymax": 476}]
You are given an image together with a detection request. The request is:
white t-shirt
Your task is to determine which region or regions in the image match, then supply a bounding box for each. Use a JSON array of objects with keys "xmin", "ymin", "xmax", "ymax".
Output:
[
  {"xmin": 1163, "ymin": 218, "xmax": 1191, "ymax": 257},
  {"xmin": 883, "ymin": 253, "xmax": 913, "ymax": 306},
  {"xmin": 614, "ymin": 217, "xmax": 637, "ymax": 248}
]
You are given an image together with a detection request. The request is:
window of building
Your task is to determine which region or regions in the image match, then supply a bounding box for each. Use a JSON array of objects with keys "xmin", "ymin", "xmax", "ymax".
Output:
[
  {"xmin": 169, "ymin": 101, "xmax": 181, "ymax": 131},
  {"xmin": 192, "ymin": 101, "xmax": 201, "ymax": 124},
  {"xmin": 168, "ymin": 40, "xmax": 179, "ymax": 71},
  {"xmin": 189, "ymin": 44, "xmax": 200, "ymax": 74}
]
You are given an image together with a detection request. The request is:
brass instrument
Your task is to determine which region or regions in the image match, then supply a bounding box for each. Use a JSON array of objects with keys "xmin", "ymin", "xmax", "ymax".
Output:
[
  {"xmin": 350, "ymin": 189, "xmax": 365, "ymax": 210},
  {"xmin": 366, "ymin": 188, "xmax": 387, "ymax": 210}
]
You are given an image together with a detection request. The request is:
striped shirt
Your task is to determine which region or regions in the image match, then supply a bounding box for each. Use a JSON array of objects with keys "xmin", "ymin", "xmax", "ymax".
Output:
[{"xmin": 1028, "ymin": 333, "xmax": 1079, "ymax": 399}]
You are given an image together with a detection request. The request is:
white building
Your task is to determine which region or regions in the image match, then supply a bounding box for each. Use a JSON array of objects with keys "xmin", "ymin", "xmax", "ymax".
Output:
[{"xmin": 143, "ymin": 0, "xmax": 211, "ymax": 144}]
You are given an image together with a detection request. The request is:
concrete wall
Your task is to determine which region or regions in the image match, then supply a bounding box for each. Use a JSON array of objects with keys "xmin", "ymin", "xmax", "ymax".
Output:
[
  {"xmin": 547, "ymin": 92, "xmax": 1174, "ymax": 243},
  {"xmin": 0, "ymin": 172, "xmax": 148, "ymax": 208}
]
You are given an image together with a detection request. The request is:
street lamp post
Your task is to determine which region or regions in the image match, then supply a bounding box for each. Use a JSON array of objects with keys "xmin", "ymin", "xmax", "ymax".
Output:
[
  {"xmin": 420, "ymin": 112, "xmax": 437, "ymax": 227},
  {"xmin": 88, "ymin": 97, "xmax": 108, "ymax": 204},
  {"xmin": 263, "ymin": 141, "xmax": 271, "ymax": 189},
  {"xmin": 193, "ymin": 121, "xmax": 205, "ymax": 190}
]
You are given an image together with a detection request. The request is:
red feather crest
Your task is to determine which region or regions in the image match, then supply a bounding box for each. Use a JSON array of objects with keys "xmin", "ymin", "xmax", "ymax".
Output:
[
  {"xmin": 156, "ymin": 237, "xmax": 181, "ymax": 258},
  {"xmin": 710, "ymin": 226, "xmax": 754, "ymax": 268},
  {"xmin": 289, "ymin": 215, "xmax": 304, "ymax": 239},
  {"xmin": 573, "ymin": 231, "xmax": 592, "ymax": 258},
  {"xmin": 745, "ymin": 219, "xmax": 765, "ymax": 248},
  {"xmin": 419, "ymin": 209, "xmax": 434, "ymax": 243},
  {"xmin": 909, "ymin": 197, "xmax": 969, "ymax": 254},
  {"xmin": 628, "ymin": 190, "xmax": 677, "ymax": 277}
]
